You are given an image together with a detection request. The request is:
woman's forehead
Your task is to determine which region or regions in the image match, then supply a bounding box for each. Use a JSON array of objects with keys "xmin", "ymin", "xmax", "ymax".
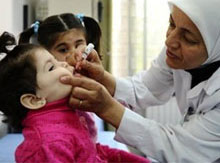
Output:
[{"xmin": 171, "ymin": 6, "xmax": 202, "ymax": 38}]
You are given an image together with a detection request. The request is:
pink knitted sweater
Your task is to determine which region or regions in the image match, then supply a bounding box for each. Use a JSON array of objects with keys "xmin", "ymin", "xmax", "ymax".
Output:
[{"xmin": 15, "ymin": 98, "xmax": 150, "ymax": 163}]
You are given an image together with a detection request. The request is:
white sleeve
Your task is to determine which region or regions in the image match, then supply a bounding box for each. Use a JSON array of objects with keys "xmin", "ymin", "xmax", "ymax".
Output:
[
  {"xmin": 115, "ymin": 106, "xmax": 220, "ymax": 163},
  {"xmin": 114, "ymin": 47, "xmax": 175, "ymax": 110}
]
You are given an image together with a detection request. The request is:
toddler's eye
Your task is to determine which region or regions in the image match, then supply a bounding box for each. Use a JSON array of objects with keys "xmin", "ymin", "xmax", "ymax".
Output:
[{"xmin": 49, "ymin": 65, "xmax": 54, "ymax": 71}]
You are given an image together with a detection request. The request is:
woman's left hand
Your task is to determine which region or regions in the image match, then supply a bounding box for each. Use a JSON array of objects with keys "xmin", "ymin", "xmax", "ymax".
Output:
[
  {"xmin": 60, "ymin": 74, "xmax": 125, "ymax": 128},
  {"xmin": 60, "ymin": 74, "xmax": 113, "ymax": 114}
]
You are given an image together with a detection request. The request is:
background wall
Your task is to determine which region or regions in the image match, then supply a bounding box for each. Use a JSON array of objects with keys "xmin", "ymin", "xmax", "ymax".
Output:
[
  {"xmin": 0, "ymin": 0, "xmax": 23, "ymax": 36},
  {"xmin": 0, "ymin": 0, "xmax": 97, "ymax": 37},
  {"xmin": 48, "ymin": 0, "xmax": 92, "ymax": 16}
]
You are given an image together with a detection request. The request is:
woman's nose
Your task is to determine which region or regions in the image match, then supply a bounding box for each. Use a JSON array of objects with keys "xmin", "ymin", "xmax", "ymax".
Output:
[{"xmin": 165, "ymin": 30, "xmax": 180, "ymax": 49}]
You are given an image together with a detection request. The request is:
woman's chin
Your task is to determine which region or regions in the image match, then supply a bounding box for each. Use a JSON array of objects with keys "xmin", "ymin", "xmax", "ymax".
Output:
[{"xmin": 166, "ymin": 59, "xmax": 180, "ymax": 69}]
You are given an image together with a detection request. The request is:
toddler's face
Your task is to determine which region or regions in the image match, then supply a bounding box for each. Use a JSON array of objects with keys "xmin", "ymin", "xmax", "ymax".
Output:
[
  {"xmin": 49, "ymin": 28, "xmax": 87, "ymax": 67},
  {"xmin": 34, "ymin": 48, "xmax": 74, "ymax": 102}
]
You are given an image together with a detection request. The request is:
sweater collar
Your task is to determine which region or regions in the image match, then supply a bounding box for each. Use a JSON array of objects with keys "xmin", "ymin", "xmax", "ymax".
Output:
[{"xmin": 22, "ymin": 97, "xmax": 71, "ymax": 125}]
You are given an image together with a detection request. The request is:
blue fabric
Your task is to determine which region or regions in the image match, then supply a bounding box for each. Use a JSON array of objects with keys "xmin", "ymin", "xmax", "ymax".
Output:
[{"xmin": 0, "ymin": 134, "xmax": 23, "ymax": 162}]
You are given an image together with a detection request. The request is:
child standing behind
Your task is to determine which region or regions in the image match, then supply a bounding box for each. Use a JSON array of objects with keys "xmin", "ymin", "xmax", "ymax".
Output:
[{"xmin": 0, "ymin": 32, "xmax": 150, "ymax": 163}]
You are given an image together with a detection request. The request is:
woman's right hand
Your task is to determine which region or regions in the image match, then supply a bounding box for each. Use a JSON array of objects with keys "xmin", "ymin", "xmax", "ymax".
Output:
[
  {"xmin": 75, "ymin": 49, "xmax": 116, "ymax": 96},
  {"xmin": 75, "ymin": 49, "xmax": 105, "ymax": 82}
]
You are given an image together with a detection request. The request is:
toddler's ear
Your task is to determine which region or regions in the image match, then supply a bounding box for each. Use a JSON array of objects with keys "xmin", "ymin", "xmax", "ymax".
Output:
[{"xmin": 20, "ymin": 94, "xmax": 46, "ymax": 110}]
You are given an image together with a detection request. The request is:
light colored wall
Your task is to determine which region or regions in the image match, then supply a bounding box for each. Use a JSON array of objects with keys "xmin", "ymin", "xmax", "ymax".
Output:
[
  {"xmin": 0, "ymin": 0, "xmax": 36, "ymax": 37},
  {"xmin": 0, "ymin": 0, "xmax": 23, "ymax": 36},
  {"xmin": 0, "ymin": 0, "xmax": 92, "ymax": 36},
  {"xmin": 48, "ymin": 0, "xmax": 92, "ymax": 17},
  {"xmin": 0, "ymin": 0, "xmax": 13, "ymax": 34}
]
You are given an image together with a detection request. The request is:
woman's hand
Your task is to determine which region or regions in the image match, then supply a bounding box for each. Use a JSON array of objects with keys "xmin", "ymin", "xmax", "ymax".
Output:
[
  {"xmin": 60, "ymin": 75, "xmax": 125, "ymax": 129},
  {"xmin": 75, "ymin": 49, "xmax": 105, "ymax": 82},
  {"xmin": 76, "ymin": 49, "xmax": 116, "ymax": 96}
]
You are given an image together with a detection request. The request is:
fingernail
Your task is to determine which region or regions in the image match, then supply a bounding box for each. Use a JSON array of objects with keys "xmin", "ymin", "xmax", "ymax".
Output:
[{"xmin": 74, "ymin": 73, "xmax": 81, "ymax": 77}]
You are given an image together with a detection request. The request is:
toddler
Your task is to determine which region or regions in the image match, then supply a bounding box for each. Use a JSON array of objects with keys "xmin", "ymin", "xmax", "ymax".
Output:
[{"xmin": 0, "ymin": 32, "xmax": 150, "ymax": 163}]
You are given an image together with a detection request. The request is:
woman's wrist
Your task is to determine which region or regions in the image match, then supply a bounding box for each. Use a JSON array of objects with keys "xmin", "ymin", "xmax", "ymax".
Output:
[
  {"xmin": 97, "ymin": 99, "xmax": 125, "ymax": 129},
  {"xmin": 100, "ymin": 71, "xmax": 116, "ymax": 96}
]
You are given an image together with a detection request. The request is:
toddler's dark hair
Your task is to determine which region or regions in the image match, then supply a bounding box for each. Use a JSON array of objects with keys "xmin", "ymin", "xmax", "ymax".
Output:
[{"xmin": 0, "ymin": 32, "xmax": 41, "ymax": 130}]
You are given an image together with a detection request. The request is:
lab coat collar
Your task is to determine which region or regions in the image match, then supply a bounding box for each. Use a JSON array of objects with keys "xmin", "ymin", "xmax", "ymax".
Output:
[
  {"xmin": 186, "ymin": 67, "xmax": 220, "ymax": 99},
  {"xmin": 204, "ymin": 67, "xmax": 220, "ymax": 95},
  {"xmin": 187, "ymin": 82, "xmax": 206, "ymax": 99}
]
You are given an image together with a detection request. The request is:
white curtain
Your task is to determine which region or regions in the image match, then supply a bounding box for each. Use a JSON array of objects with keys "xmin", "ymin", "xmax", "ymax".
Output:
[
  {"xmin": 111, "ymin": 0, "xmax": 181, "ymax": 125},
  {"xmin": 111, "ymin": 0, "xmax": 169, "ymax": 77}
]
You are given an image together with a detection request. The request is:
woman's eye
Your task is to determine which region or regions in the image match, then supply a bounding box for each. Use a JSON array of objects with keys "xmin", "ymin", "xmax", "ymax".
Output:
[
  {"xmin": 169, "ymin": 22, "xmax": 175, "ymax": 28},
  {"xmin": 49, "ymin": 65, "xmax": 54, "ymax": 71},
  {"xmin": 185, "ymin": 39, "xmax": 198, "ymax": 44},
  {"xmin": 184, "ymin": 36, "xmax": 198, "ymax": 44}
]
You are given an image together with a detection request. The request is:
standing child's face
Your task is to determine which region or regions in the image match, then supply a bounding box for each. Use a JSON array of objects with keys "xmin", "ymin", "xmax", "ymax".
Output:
[
  {"xmin": 49, "ymin": 28, "xmax": 87, "ymax": 66},
  {"xmin": 34, "ymin": 48, "xmax": 74, "ymax": 102}
]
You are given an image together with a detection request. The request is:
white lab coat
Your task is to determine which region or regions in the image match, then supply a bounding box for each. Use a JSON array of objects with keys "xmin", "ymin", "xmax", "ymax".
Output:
[
  {"xmin": 113, "ymin": 48, "xmax": 220, "ymax": 163},
  {"xmin": 113, "ymin": 0, "xmax": 220, "ymax": 161}
]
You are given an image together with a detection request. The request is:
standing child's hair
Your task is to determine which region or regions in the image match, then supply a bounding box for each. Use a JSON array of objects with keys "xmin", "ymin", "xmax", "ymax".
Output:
[
  {"xmin": 19, "ymin": 13, "xmax": 102, "ymax": 54},
  {"xmin": 0, "ymin": 32, "xmax": 42, "ymax": 130}
]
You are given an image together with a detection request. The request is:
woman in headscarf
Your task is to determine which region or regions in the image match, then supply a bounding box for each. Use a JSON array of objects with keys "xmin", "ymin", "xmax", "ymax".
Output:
[{"xmin": 60, "ymin": 0, "xmax": 220, "ymax": 162}]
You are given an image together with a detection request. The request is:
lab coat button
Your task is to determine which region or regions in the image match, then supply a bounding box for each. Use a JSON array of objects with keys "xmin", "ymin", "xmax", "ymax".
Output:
[{"xmin": 188, "ymin": 107, "xmax": 194, "ymax": 115}]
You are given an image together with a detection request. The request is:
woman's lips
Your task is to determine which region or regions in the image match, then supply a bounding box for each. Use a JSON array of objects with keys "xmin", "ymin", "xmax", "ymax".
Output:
[{"xmin": 166, "ymin": 50, "xmax": 179, "ymax": 59}]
